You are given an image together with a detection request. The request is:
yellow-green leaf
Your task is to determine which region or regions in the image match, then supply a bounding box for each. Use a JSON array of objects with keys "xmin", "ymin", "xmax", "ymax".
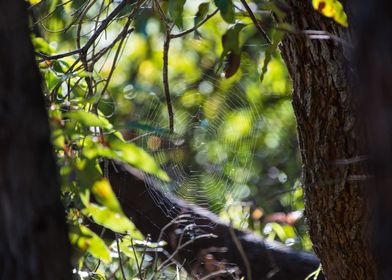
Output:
[
  {"xmin": 28, "ymin": 0, "xmax": 42, "ymax": 5},
  {"xmin": 65, "ymin": 110, "xmax": 113, "ymax": 130},
  {"xmin": 92, "ymin": 178, "xmax": 122, "ymax": 213},
  {"xmin": 69, "ymin": 224, "xmax": 111, "ymax": 262},
  {"xmin": 312, "ymin": 0, "xmax": 348, "ymax": 27},
  {"xmin": 83, "ymin": 203, "xmax": 135, "ymax": 234},
  {"xmin": 109, "ymin": 139, "xmax": 170, "ymax": 182}
]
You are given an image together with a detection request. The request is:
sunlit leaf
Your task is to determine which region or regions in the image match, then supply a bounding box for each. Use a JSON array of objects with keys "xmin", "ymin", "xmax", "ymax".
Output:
[
  {"xmin": 81, "ymin": 134, "xmax": 169, "ymax": 182},
  {"xmin": 27, "ymin": 0, "xmax": 42, "ymax": 5},
  {"xmin": 116, "ymin": 236, "xmax": 153, "ymax": 260},
  {"xmin": 83, "ymin": 203, "xmax": 135, "ymax": 234},
  {"xmin": 109, "ymin": 139, "xmax": 170, "ymax": 182},
  {"xmin": 92, "ymin": 178, "xmax": 122, "ymax": 213},
  {"xmin": 270, "ymin": 222, "xmax": 287, "ymax": 241},
  {"xmin": 75, "ymin": 158, "xmax": 102, "ymax": 192},
  {"xmin": 312, "ymin": 0, "xmax": 348, "ymax": 27},
  {"xmin": 260, "ymin": 30, "xmax": 285, "ymax": 83},
  {"xmin": 65, "ymin": 110, "xmax": 113, "ymax": 130},
  {"xmin": 32, "ymin": 37, "xmax": 54, "ymax": 54},
  {"xmin": 69, "ymin": 224, "xmax": 111, "ymax": 262}
]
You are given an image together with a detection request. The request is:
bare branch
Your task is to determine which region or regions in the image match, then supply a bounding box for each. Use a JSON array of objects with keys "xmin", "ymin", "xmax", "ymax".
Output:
[
  {"xmin": 163, "ymin": 30, "xmax": 174, "ymax": 132},
  {"xmin": 36, "ymin": 0, "xmax": 133, "ymax": 61},
  {"xmin": 170, "ymin": 8, "xmax": 219, "ymax": 39},
  {"xmin": 239, "ymin": 0, "xmax": 271, "ymax": 44}
]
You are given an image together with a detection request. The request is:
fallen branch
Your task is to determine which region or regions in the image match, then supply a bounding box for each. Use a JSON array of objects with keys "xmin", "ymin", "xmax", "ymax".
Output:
[{"xmin": 105, "ymin": 161, "xmax": 324, "ymax": 279}]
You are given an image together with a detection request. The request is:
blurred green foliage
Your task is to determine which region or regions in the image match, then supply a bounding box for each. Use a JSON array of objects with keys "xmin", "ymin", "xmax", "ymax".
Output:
[{"xmin": 28, "ymin": 0, "xmax": 319, "ymax": 278}]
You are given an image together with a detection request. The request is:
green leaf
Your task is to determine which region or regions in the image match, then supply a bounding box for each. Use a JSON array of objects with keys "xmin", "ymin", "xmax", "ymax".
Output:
[
  {"xmin": 81, "ymin": 135, "xmax": 170, "ymax": 182},
  {"xmin": 83, "ymin": 203, "xmax": 135, "ymax": 234},
  {"xmin": 194, "ymin": 2, "xmax": 210, "ymax": 26},
  {"xmin": 65, "ymin": 110, "xmax": 113, "ymax": 130},
  {"xmin": 28, "ymin": 0, "xmax": 42, "ymax": 4},
  {"xmin": 75, "ymin": 157, "xmax": 102, "ymax": 192},
  {"xmin": 69, "ymin": 224, "xmax": 111, "ymax": 262},
  {"xmin": 109, "ymin": 139, "xmax": 170, "ymax": 182},
  {"xmin": 214, "ymin": 0, "xmax": 235, "ymax": 23},
  {"xmin": 312, "ymin": 0, "xmax": 348, "ymax": 27},
  {"xmin": 305, "ymin": 265, "xmax": 322, "ymax": 280},
  {"xmin": 169, "ymin": 0, "xmax": 186, "ymax": 28},
  {"xmin": 271, "ymin": 222, "xmax": 287, "ymax": 241},
  {"xmin": 259, "ymin": 30, "xmax": 285, "ymax": 83},
  {"xmin": 124, "ymin": 121, "xmax": 171, "ymax": 136},
  {"xmin": 92, "ymin": 178, "xmax": 122, "ymax": 213},
  {"xmin": 219, "ymin": 22, "xmax": 246, "ymax": 72},
  {"xmin": 222, "ymin": 22, "xmax": 246, "ymax": 56},
  {"xmin": 32, "ymin": 37, "xmax": 55, "ymax": 54},
  {"xmin": 116, "ymin": 236, "xmax": 151, "ymax": 259},
  {"xmin": 52, "ymin": 128, "xmax": 65, "ymax": 149}
]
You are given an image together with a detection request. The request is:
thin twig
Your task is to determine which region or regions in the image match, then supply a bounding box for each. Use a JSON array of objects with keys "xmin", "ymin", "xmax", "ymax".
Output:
[
  {"xmin": 239, "ymin": 0, "xmax": 271, "ymax": 44},
  {"xmin": 163, "ymin": 29, "xmax": 174, "ymax": 132},
  {"xmin": 170, "ymin": 8, "xmax": 219, "ymax": 39},
  {"xmin": 116, "ymin": 234, "xmax": 128, "ymax": 280},
  {"xmin": 36, "ymin": 0, "xmax": 132, "ymax": 60},
  {"xmin": 199, "ymin": 269, "xmax": 236, "ymax": 280},
  {"xmin": 228, "ymin": 226, "xmax": 252, "ymax": 280},
  {"xmin": 153, "ymin": 0, "xmax": 175, "ymax": 132},
  {"xmin": 153, "ymin": 214, "xmax": 191, "ymax": 272},
  {"xmin": 153, "ymin": 0, "xmax": 171, "ymax": 27},
  {"xmin": 157, "ymin": 233, "xmax": 217, "ymax": 271},
  {"xmin": 99, "ymin": 18, "xmax": 133, "ymax": 98},
  {"xmin": 107, "ymin": 256, "xmax": 131, "ymax": 280},
  {"xmin": 130, "ymin": 238, "xmax": 143, "ymax": 278}
]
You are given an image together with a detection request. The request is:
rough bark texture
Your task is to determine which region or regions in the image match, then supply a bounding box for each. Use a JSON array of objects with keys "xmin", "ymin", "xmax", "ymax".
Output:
[
  {"xmin": 356, "ymin": 1, "xmax": 392, "ymax": 278},
  {"xmin": 103, "ymin": 161, "xmax": 323, "ymax": 280},
  {"xmin": 280, "ymin": 1, "xmax": 377, "ymax": 279},
  {"xmin": 0, "ymin": 1, "xmax": 72, "ymax": 279}
]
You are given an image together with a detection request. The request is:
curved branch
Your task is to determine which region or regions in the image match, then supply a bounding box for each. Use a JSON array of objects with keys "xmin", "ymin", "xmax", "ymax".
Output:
[
  {"xmin": 170, "ymin": 8, "xmax": 219, "ymax": 39},
  {"xmin": 104, "ymin": 161, "xmax": 324, "ymax": 280}
]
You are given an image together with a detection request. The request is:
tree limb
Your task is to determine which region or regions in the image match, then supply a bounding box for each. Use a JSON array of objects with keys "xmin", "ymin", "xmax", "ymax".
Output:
[{"xmin": 104, "ymin": 161, "xmax": 324, "ymax": 279}]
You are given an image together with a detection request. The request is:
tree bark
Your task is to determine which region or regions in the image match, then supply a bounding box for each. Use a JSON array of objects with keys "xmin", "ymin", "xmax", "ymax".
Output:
[
  {"xmin": 279, "ymin": 1, "xmax": 377, "ymax": 279},
  {"xmin": 103, "ymin": 161, "xmax": 323, "ymax": 280},
  {"xmin": 0, "ymin": 1, "xmax": 72, "ymax": 279}
]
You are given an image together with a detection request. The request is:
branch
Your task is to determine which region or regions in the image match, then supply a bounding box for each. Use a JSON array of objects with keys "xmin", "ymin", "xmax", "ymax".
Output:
[
  {"xmin": 162, "ymin": 30, "xmax": 174, "ymax": 132},
  {"xmin": 239, "ymin": 0, "xmax": 271, "ymax": 44},
  {"xmin": 104, "ymin": 161, "xmax": 324, "ymax": 279},
  {"xmin": 36, "ymin": 0, "xmax": 133, "ymax": 61},
  {"xmin": 170, "ymin": 8, "xmax": 219, "ymax": 39}
]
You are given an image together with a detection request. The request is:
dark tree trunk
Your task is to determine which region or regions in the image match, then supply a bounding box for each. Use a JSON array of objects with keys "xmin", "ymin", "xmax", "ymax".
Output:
[
  {"xmin": 103, "ymin": 161, "xmax": 322, "ymax": 280},
  {"xmin": 356, "ymin": 0, "xmax": 392, "ymax": 278},
  {"xmin": 280, "ymin": 1, "xmax": 378, "ymax": 279},
  {"xmin": 0, "ymin": 1, "xmax": 72, "ymax": 279}
]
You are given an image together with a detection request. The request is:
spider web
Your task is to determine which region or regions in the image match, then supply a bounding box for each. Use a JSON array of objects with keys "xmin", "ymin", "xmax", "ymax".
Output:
[{"xmin": 127, "ymin": 72, "xmax": 262, "ymax": 218}]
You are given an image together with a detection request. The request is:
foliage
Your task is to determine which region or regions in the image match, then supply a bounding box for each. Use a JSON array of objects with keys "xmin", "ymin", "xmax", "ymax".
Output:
[
  {"xmin": 27, "ymin": 0, "xmax": 330, "ymax": 278},
  {"xmin": 312, "ymin": 0, "xmax": 348, "ymax": 27}
]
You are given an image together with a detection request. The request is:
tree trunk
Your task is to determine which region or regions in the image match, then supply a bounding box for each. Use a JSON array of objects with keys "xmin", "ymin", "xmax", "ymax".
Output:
[
  {"xmin": 356, "ymin": 0, "xmax": 392, "ymax": 278},
  {"xmin": 0, "ymin": 1, "xmax": 72, "ymax": 279},
  {"xmin": 280, "ymin": 1, "xmax": 377, "ymax": 278},
  {"xmin": 104, "ymin": 161, "xmax": 323, "ymax": 280}
]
